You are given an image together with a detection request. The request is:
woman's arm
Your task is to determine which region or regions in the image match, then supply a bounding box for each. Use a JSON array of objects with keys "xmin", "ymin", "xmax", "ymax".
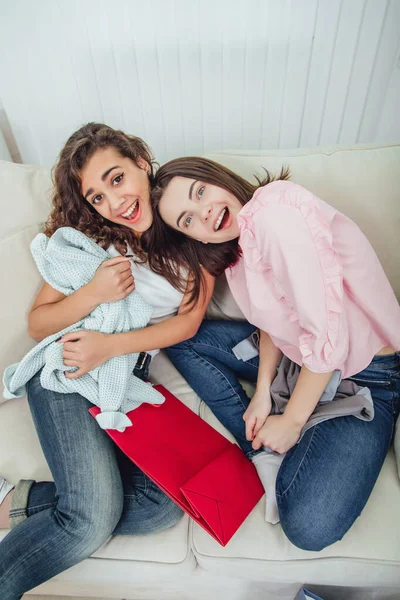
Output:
[
  {"xmin": 255, "ymin": 329, "xmax": 282, "ymax": 391},
  {"xmin": 243, "ymin": 330, "xmax": 282, "ymax": 440},
  {"xmin": 60, "ymin": 269, "xmax": 216, "ymax": 379},
  {"xmin": 111, "ymin": 269, "xmax": 215, "ymax": 355},
  {"xmin": 252, "ymin": 366, "xmax": 334, "ymax": 453},
  {"xmin": 284, "ymin": 366, "xmax": 334, "ymax": 427},
  {"xmin": 245, "ymin": 183, "xmax": 350, "ymax": 453},
  {"xmin": 28, "ymin": 256, "xmax": 134, "ymax": 341}
]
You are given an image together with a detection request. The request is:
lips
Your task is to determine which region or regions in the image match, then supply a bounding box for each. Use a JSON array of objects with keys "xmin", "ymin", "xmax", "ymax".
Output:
[
  {"xmin": 213, "ymin": 207, "xmax": 230, "ymax": 232},
  {"xmin": 118, "ymin": 200, "xmax": 140, "ymax": 223}
]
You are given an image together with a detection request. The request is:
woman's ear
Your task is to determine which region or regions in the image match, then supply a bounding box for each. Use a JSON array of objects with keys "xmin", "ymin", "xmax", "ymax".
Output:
[{"xmin": 137, "ymin": 157, "xmax": 151, "ymax": 174}]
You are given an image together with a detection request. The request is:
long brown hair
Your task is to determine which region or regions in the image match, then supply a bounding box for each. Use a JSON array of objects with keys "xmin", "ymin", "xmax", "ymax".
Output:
[
  {"xmin": 44, "ymin": 122, "xmax": 155, "ymax": 261},
  {"xmin": 149, "ymin": 157, "xmax": 290, "ymax": 302}
]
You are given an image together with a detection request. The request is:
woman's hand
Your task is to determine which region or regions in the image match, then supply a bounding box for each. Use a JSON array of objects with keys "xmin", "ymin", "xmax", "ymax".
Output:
[
  {"xmin": 252, "ymin": 414, "xmax": 302, "ymax": 454},
  {"xmin": 59, "ymin": 330, "xmax": 115, "ymax": 378},
  {"xmin": 243, "ymin": 390, "xmax": 272, "ymax": 441},
  {"xmin": 86, "ymin": 256, "xmax": 135, "ymax": 304}
]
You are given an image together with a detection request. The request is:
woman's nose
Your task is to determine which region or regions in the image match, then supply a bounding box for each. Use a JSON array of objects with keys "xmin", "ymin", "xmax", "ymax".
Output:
[
  {"xmin": 200, "ymin": 204, "xmax": 212, "ymax": 221},
  {"xmin": 110, "ymin": 192, "xmax": 126, "ymax": 215}
]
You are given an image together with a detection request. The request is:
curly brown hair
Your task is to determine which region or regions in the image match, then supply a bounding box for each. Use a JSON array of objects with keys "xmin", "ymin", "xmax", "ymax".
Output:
[
  {"xmin": 149, "ymin": 157, "xmax": 290, "ymax": 302},
  {"xmin": 44, "ymin": 122, "xmax": 156, "ymax": 261}
]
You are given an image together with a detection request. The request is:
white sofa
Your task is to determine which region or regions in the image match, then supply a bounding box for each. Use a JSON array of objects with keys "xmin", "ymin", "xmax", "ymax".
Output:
[{"xmin": 0, "ymin": 143, "xmax": 399, "ymax": 600}]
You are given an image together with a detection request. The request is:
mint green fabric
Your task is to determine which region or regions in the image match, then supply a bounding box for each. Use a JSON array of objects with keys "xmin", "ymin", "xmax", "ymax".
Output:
[{"xmin": 3, "ymin": 227, "xmax": 164, "ymax": 431}]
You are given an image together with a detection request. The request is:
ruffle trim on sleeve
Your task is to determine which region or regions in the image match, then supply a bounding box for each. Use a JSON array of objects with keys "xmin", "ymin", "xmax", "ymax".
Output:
[{"xmin": 238, "ymin": 182, "xmax": 343, "ymax": 370}]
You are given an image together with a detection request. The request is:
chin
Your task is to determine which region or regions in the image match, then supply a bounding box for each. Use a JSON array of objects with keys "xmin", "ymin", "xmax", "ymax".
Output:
[{"xmin": 130, "ymin": 220, "xmax": 152, "ymax": 234}]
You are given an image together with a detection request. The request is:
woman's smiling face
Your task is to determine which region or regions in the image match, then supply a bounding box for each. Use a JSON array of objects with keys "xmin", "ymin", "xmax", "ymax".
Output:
[
  {"xmin": 80, "ymin": 147, "xmax": 153, "ymax": 235},
  {"xmin": 158, "ymin": 176, "xmax": 242, "ymax": 243}
]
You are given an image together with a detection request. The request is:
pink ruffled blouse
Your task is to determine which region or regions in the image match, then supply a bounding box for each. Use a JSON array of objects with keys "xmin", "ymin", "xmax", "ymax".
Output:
[{"xmin": 226, "ymin": 181, "xmax": 400, "ymax": 379}]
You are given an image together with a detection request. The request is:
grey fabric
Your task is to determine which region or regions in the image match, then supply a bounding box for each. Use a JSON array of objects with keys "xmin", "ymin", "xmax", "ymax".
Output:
[
  {"xmin": 270, "ymin": 356, "xmax": 374, "ymax": 440},
  {"xmin": 252, "ymin": 356, "xmax": 374, "ymax": 525}
]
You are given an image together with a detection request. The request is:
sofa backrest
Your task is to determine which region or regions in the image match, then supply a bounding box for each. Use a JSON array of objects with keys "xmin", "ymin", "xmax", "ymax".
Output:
[
  {"xmin": 1, "ymin": 143, "xmax": 399, "ymax": 382},
  {"xmin": 0, "ymin": 161, "xmax": 52, "ymax": 379}
]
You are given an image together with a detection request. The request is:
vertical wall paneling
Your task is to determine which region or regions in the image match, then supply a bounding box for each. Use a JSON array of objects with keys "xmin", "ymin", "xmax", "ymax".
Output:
[
  {"xmin": 175, "ymin": 0, "xmax": 204, "ymax": 157},
  {"xmin": 259, "ymin": 0, "xmax": 292, "ymax": 149},
  {"xmin": 0, "ymin": 0, "xmax": 398, "ymax": 167},
  {"xmin": 220, "ymin": 0, "xmax": 247, "ymax": 150},
  {"xmin": 299, "ymin": 0, "xmax": 342, "ymax": 148},
  {"xmin": 318, "ymin": 0, "xmax": 366, "ymax": 147},
  {"xmin": 241, "ymin": 0, "xmax": 270, "ymax": 149},
  {"xmin": 57, "ymin": 0, "xmax": 105, "ymax": 128},
  {"xmin": 278, "ymin": 0, "xmax": 318, "ymax": 149},
  {"xmin": 358, "ymin": 0, "xmax": 400, "ymax": 143},
  {"xmin": 198, "ymin": 0, "xmax": 224, "ymax": 154},
  {"xmin": 338, "ymin": 0, "xmax": 388, "ymax": 145},
  {"xmin": 151, "ymin": 0, "xmax": 185, "ymax": 161}
]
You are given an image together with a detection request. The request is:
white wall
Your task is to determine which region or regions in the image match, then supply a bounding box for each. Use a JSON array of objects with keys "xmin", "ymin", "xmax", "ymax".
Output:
[{"xmin": 0, "ymin": 0, "xmax": 399, "ymax": 166}]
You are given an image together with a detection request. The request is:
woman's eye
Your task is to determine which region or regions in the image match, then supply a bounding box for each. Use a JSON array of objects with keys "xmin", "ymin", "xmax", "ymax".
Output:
[
  {"xmin": 92, "ymin": 195, "xmax": 102, "ymax": 205},
  {"xmin": 197, "ymin": 185, "xmax": 205, "ymax": 198},
  {"xmin": 184, "ymin": 215, "xmax": 193, "ymax": 227},
  {"xmin": 113, "ymin": 173, "xmax": 124, "ymax": 185}
]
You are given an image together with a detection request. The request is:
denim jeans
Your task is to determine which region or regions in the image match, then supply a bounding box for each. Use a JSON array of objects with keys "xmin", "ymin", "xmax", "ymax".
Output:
[
  {"xmin": 166, "ymin": 320, "xmax": 400, "ymax": 551},
  {"xmin": 0, "ymin": 362, "xmax": 183, "ymax": 600}
]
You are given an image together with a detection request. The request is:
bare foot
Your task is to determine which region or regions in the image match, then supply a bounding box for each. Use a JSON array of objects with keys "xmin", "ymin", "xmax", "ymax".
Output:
[{"xmin": 0, "ymin": 489, "xmax": 13, "ymax": 528}]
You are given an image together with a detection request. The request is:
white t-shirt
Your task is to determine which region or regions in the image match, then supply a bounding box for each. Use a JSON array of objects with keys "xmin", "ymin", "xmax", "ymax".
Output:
[{"xmin": 107, "ymin": 245, "xmax": 185, "ymax": 325}]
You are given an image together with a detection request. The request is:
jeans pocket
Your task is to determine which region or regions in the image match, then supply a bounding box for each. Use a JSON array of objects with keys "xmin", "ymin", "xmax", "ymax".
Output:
[
  {"xmin": 348, "ymin": 366, "xmax": 393, "ymax": 388},
  {"xmin": 349, "ymin": 376, "xmax": 391, "ymax": 387}
]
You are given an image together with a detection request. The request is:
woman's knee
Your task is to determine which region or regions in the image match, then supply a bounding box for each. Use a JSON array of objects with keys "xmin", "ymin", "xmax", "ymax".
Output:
[
  {"xmin": 56, "ymin": 488, "xmax": 124, "ymax": 557},
  {"xmin": 278, "ymin": 499, "xmax": 351, "ymax": 551}
]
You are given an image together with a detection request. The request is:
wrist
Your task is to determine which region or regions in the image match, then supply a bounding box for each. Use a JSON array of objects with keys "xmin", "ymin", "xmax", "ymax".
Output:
[
  {"xmin": 109, "ymin": 331, "xmax": 139, "ymax": 358},
  {"xmin": 254, "ymin": 379, "xmax": 271, "ymax": 396},
  {"xmin": 282, "ymin": 408, "xmax": 306, "ymax": 430},
  {"xmin": 252, "ymin": 388, "xmax": 271, "ymax": 404},
  {"xmin": 106, "ymin": 333, "xmax": 121, "ymax": 359},
  {"xmin": 82, "ymin": 282, "xmax": 101, "ymax": 310}
]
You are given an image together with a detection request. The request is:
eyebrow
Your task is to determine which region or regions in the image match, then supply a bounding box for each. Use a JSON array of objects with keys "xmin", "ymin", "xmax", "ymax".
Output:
[
  {"xmin": 84, "ymin": 165, "xmax": 121, "ymax": 200},
  {"xmin": 176, "ymin": 180, "xmax": 198, "ymax": 228}
]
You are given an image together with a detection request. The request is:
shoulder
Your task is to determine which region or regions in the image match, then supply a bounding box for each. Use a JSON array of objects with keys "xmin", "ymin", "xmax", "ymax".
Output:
[
  {"xmin": 238, "ymin": 181, "xmax": 315, "ymax": 238},
  {"xmin": 239, "ymin": 180, "xmax": 330, "ymax": 236},
  {"xmin": 246, "ymin": 180, "xmax": 320, "ymax": 215}
]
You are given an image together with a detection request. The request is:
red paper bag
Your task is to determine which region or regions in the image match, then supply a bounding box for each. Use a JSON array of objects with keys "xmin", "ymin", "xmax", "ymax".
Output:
[{"xmin": 89, "ymin": 385, "xmax": 263, "ymax": 546}]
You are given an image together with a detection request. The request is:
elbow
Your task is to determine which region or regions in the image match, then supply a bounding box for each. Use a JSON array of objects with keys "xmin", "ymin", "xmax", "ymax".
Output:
[
  {"xmin": 28, "ymin": 327, "xmax": 44, "ymax": 343},
  {"xmin": 183, "ymin": 319, "xmax": 202, "ymax": 342},
  {"xmin": 28, "ymin": 318, "xmax": 45, "ymax": 343}
]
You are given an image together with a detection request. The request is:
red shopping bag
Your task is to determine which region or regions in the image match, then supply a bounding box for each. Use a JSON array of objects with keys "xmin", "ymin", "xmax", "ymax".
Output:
[{"xmin": 89, "ymin": 385, "xmax": 264, "ymax": 546}]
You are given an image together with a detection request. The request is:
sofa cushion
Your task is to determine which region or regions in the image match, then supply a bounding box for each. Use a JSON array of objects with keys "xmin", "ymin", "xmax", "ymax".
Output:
[{"xmin": 193, "ymin": 403, "xmax": 400, "ymax": 588}]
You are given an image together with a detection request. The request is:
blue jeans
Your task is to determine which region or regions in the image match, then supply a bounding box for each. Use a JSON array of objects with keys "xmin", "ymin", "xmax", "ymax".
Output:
[
  {"xmin": 166, "ymin": 320, "xmax": 400, "ymax": 551},
  {"xmin": 0, "ymin": 366, "xmax": 183, "ymax": 600}
]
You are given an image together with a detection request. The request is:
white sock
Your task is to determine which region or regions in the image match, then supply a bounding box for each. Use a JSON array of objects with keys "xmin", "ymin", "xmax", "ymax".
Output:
[{"xmin": 251, "ymin": 451, "xmax": 285, "ymax": 525}]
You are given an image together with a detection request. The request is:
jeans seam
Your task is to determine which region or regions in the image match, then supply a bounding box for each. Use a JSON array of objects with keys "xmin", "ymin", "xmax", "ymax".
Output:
[
  {"xmin": 276, "ymin": 426, "xmax": 317, "ymax": 499},
  {"xmin": 27, "ymin": 502, "xmax": 57, "ymax": 514},
  {"xmin": 189, "ymin": 347, "xmax": 251, "ymax": 412}
]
